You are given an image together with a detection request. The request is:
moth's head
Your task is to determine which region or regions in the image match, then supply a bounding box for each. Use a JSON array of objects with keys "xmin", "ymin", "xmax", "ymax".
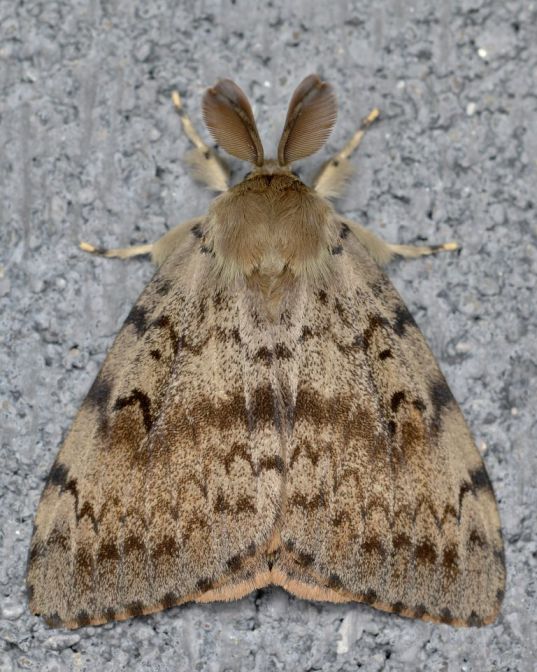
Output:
[{"xmin": 202, "ymin": 74, "xmax": 337, "ymax": 174}]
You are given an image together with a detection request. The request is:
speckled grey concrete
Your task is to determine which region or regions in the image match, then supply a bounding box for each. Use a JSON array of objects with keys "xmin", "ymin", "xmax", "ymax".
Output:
[{"xmin": 1, "ymin": 0, "xmax": 536, "ymax": 670}]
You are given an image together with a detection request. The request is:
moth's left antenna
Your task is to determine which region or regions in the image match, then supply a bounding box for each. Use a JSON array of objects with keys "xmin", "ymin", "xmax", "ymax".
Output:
[{"xmin": 202, "ymin": 79, "xmax": 264, "ymax": 166}]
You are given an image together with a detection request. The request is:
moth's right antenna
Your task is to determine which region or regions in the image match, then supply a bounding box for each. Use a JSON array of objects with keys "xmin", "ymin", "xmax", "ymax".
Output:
[
  {"xmin": 202, "ymin": 79, "xmax": 264, "ymax": 166},
  {"xmin": 277, "ymin": 74, "xmax": 337, "ymax": 166}
]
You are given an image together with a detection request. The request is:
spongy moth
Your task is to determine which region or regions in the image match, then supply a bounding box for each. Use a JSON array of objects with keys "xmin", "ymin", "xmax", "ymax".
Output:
[{"xmin": 27, "ymin": 74, "xmax": 505, "ymax": 629}]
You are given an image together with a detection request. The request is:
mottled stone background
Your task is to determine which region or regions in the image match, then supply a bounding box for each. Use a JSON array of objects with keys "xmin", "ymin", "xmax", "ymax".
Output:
[{"xmin": 1, "ymin": 0, "xmax": 536, "ymax": 670}]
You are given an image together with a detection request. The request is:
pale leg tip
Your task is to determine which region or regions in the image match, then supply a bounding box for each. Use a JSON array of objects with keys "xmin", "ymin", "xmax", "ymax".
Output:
[
  {"xmin": 368, "ymin": 107, "xmax": 381, "ymax": 123},
  {"xmin": 79, "ymin": 241, "xmax": 96, "ymax": 253},
  {"xmin": 442, "ymin": 241, "xmax": 459, "ymax": 252},
  {"xmin": 171, "ymin": 90, "xmax": 182, "ymax": 110}
]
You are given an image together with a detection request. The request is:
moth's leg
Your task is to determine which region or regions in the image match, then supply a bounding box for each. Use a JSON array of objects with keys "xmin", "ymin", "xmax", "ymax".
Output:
[
  {"xmin": 343, "ymin": 219, "xmax": 458, "ymax": 266},
  {"xmin": 388, "ymin": 241, "xmax": 459, "ymax": 258},
  {"xmin": 313, "ymin": 108, "xmax": 380, "ymax": 199},
  {"xmin": 79, "ymin": 241, "xmax": 153, "ymax": 260},
  {"xmin": 79, "ymin": 217, "xmax": 203, "ymax": 267},
  {"xmin": 171, "ymin": 91, "xmax": 230, "ymax": 192}
]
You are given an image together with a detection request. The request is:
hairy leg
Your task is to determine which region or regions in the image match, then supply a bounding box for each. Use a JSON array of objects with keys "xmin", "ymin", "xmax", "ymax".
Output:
[
  {"xmin": 78, "ymin": 88, "xmax": 223, "ymax": 267},
  {"xmin": 343, "ymin": 218, "xmax": 458, "ymax": 266},
  {"xmin": 80, "ymin": 217, "xmax": 203, "ymax": 268},
  {"xmin": 171, "ymin": 91, "xmax": 230, "ymax": 192},
  {"xmin": 313, "ymin": 108, "xmax": 380, "ymax": 199}
]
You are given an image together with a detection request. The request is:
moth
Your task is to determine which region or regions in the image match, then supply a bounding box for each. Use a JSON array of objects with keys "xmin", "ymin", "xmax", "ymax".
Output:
[{"xmin": 27, "ymin": 74, "xmax": 505, "ymax": 629}]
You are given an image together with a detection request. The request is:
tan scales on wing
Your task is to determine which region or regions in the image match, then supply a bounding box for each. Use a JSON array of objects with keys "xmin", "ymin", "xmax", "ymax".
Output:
[
  {"xmin": 28, "ymin": 74, "xmax": 505, "ymax": 630},
  {"xmin": 28, "ymin": 224, "xmax": 288, "ymax": 628},
  {"xmin": 272, "ymin": 228, "xmax": 505, "ymax": 626}
]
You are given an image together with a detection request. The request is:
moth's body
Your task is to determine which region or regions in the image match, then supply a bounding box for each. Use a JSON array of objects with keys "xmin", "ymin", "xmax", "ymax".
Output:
[
  {"xmin": 28, "ymin": 76, "xmax": 505, "ymax": 630},
  {"xmin": 208, "ymin": 168, "xmax": 337, "ymax": 315}
]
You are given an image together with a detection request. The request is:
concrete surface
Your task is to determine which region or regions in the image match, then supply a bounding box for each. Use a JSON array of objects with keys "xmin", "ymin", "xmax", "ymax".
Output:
[{"xmin": 1, "ymin": 0, "xmax": 536, "ymax": 670}]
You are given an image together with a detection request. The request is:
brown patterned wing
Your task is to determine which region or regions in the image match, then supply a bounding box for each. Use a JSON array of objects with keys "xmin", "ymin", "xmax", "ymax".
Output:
[
  {"xmin": 27, "ymin": 226, "xmax": 283, "ymax": 629},
  {"xmin": 274, "ymin": 227, "xmax": 505, "ymax": 627}
]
